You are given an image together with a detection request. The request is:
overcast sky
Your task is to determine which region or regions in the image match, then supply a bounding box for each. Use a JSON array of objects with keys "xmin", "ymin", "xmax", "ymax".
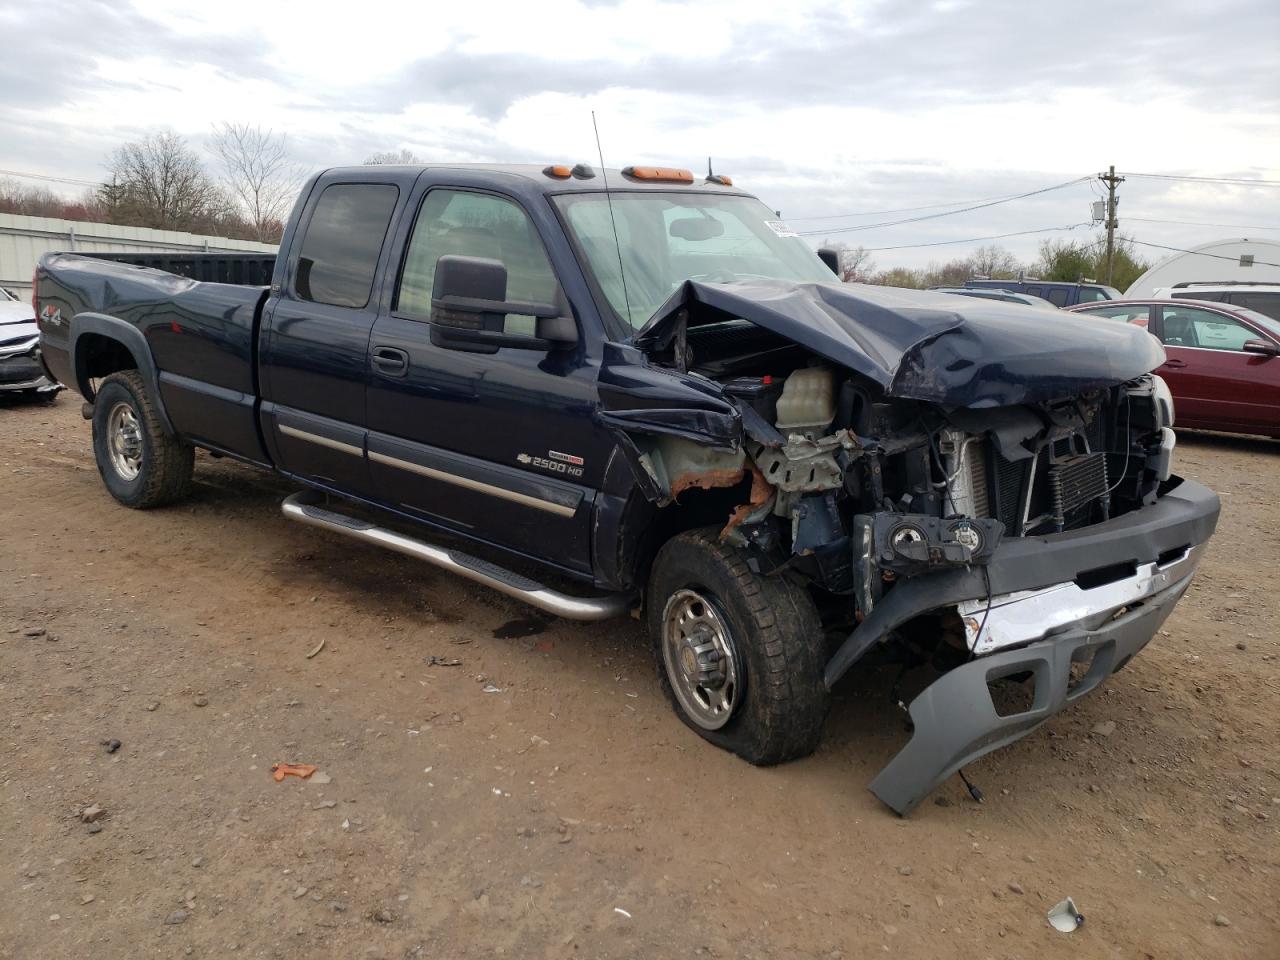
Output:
[{"xmin": 2, "ymin": 0, "xmax": 1278, "ymax": 269}]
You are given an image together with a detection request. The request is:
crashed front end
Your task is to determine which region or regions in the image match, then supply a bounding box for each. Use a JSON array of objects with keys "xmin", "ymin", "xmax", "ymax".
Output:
[{"xmin": 618, "ymin": 280, "xmax": 1220, "ymax": 814}]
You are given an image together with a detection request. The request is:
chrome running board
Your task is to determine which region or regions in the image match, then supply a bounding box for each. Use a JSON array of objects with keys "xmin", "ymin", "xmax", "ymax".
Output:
[{"xmin": 280, "ymin": 490, "xmax": 632, "ymax": 621}]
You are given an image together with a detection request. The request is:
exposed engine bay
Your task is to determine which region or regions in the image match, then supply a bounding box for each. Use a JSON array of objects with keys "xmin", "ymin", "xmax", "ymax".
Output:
[
  {"xmin": 629, "ymin": 307, "xmax": 1177, "ymax": 662},
  {"xmin": 607, "ymin": 278, "xmax": 1212, "ymax": 814}
]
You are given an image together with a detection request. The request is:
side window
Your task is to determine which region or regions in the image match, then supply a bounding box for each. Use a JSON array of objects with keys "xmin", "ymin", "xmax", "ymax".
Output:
[
  {"xmin": 295, "ymin": 184, "xmax": 399, "ymax": 308},
  {"xmin": 1228, "ymin": 292, "xmax": 1280, "ymax": 320},
  {"xmin": 397, "ymin": 189, "xmax": 559, "ymax": 334},
  {"xmin": 1172, "ymin": 290, "xmax": 1226, "ymax": 303},
  {"xmin": 1160, "ymin": 307, "xmax": 1256, "ymax": 350},
  {"xmin": 1046, "ymin": 288, "xmax": 1070, "ymax": 307},
  {"xmin": 1077, "ymin": 287, "xmax": 1108, "ymax": 303},
  {"xmin": 1023, "ymin": 286, "xmax": 1042, "ymax": 298}
]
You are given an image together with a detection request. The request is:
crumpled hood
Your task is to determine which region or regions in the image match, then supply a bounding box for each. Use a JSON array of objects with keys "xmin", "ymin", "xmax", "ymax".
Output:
[{"xmin": 635, "ymin": 279, "xmax": 1165, "ymax": 407}]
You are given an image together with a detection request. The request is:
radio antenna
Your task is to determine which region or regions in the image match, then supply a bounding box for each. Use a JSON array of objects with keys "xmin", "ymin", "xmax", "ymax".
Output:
[{"xmin": 591, "ymin": 111, "xmax": 632, "ymax": 326}]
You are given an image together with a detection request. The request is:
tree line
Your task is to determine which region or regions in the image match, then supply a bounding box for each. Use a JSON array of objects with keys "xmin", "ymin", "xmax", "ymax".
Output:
[
  {"xmin": 826, "ymin": 236, "xmax": 1150, "ymax": 292},
  {"xmin": 0, "ymin": 131, "xmax": 421, "ymax": 244},
  {"xmin": 0, "ymin": 132, "xmax": 1151, "ymax": 288}
]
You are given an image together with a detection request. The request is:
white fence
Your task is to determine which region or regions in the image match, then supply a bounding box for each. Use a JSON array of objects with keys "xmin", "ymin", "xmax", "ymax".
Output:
[{"xmin": 0, "ymin": 213, "xmax": 278, "ymax": 298}]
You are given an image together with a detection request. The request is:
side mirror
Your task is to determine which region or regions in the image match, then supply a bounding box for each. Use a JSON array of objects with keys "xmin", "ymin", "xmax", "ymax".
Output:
[
  {"xmin": 817, "ymin": 247, "xmax": 841, "ymax": 277},
  {"xmin": 1242, "ymin": 338, "xmax": 1279, "ymax": 357},
  {"xmin": 429, "ymin": 255, "xmax": 577, "ymax": 353}
]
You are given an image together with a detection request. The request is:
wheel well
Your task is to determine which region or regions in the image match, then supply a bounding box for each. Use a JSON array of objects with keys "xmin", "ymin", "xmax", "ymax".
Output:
[
  {"xmin": 76, "ymin": 334, "xmax": 138, "ymax": 399},
  {"xmin": 623, "ymin": 478, "xmax": 754, "ymax": 595}
]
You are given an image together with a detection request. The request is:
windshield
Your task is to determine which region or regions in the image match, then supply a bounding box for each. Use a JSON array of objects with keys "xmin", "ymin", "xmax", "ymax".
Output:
[{"xmin": 553, "ymin": 191, "xmax": 834, "ymax": 331}]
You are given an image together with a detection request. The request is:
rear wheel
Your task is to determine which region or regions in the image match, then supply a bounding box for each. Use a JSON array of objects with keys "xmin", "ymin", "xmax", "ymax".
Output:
[
  {"xmin": 647, "ymin": 528, "xmax": 830, "ymax": 765},
  {"xmin": 91, "ymin": 370, "xmax": 193, "ymax": 508}
]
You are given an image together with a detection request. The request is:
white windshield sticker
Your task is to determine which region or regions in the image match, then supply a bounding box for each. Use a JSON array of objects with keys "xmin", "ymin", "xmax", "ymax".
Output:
[{"xmin": 764, "ymin": 219, "xmax": 798, "ymax": 238}]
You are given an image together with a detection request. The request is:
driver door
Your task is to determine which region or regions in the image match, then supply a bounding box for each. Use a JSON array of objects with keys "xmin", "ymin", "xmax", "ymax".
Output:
[{"xmin": 364, "ymin": 183, "xmax": 610, "ymax": 572}]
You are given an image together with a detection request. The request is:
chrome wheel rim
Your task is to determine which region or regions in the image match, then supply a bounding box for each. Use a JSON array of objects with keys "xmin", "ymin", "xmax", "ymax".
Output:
[
  {"xmin": 106, "ymin": 401, "xmax": 143, "ymax": 481},
  {"xmin": 661, "ymin": 588, "xmax": 742, "ymax": 731}
]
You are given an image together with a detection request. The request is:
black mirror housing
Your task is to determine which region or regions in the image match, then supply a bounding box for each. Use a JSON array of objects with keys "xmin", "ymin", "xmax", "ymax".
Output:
[
  {"xmin": 1243, "ymin": 338, "xmax": 1279, "ymax": 357},
  {"xmin": 817, "ymin": 247, "xmax": 841, "ymax": 277},
  {"xmin": 429, "ymin": 254, "xmax": 578, "ymax": 352}
]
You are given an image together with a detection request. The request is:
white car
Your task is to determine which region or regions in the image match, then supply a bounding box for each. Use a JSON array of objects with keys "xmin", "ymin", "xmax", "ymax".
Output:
[
  {"xmin": 0, "ymin": 287, "xmax": 60, "ymax": 399},
  {"xmin": 1151, "ymin": 282, "xmax": 1280, "ymax": 321}
]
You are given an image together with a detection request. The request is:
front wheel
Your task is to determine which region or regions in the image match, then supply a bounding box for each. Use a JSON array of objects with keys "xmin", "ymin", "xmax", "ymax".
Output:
[
  {"xmin": 91, "ymin": 370, "xmax": 194, "ymax": 508},
  {"xmin": 647, "ymin": 529, "xmax": 830, "ymax": 766}
]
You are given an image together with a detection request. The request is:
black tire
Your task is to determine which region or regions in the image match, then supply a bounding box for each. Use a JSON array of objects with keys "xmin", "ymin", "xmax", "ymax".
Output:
[
  {"xmin": 647, "ymin": 528, "xmax": 830, "ymax": 765},
  {"xmin": 91, "ymin": 370, "xmax": 193, "ymax": 508}
]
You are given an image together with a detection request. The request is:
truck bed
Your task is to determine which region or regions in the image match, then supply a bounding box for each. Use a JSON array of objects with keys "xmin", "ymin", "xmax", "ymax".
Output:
[{"xmin": 37, "ymin": 253, "xmax": 271, "ymax": 463}]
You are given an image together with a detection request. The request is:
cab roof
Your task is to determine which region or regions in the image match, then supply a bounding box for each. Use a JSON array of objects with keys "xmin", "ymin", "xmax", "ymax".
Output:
[{"xmin": 319, "ymin": 163, "xmax": 754, "ymax": 197}]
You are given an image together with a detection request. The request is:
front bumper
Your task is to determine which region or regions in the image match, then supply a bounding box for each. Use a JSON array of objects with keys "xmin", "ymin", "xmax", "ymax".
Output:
[
  {"xmin": 823, "ymin": 476, "xmax": 1220, "ymax": 814},
  {"xmin": 0, "ymin": 353, "xmax": 59, "ymax": 393},
  {"xmin": 870, "ymin": 562, "xmax": 1194, "ymax": 814}
]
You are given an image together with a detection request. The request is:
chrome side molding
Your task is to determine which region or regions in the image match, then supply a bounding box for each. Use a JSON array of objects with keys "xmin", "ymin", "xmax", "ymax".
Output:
[{"xmin": 280, "ymin": 490, "xmax": 632, "ymax": 622}]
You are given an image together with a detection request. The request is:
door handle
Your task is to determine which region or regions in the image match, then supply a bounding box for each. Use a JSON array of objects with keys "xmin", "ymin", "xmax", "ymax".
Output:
[
  {"xmin": 372, "ymin": 347, "xmax": 409, "ymax": 377},
  {"xmin": 1163, "ymin": 359, "xmax": 1188, "ymax": 369}
]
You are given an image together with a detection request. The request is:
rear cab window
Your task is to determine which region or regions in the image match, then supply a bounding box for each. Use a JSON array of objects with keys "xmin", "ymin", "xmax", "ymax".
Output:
[{"xmin": 294, "ymin": 184, "xmax": 400, "ymax": 308}]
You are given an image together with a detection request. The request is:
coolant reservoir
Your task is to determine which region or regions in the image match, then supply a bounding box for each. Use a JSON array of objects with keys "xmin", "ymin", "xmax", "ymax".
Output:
[{"xmin": 774, "ymin": 367, "xmax": 835, "ymax": 438}]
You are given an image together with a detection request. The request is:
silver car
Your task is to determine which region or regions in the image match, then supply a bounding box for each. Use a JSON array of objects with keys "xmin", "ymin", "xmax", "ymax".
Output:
[{"xmin": 0, "ymin": 287, "xmax": 60, "ymax": 399}]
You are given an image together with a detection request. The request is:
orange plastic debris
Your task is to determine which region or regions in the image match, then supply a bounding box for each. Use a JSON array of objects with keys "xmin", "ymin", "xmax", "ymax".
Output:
[{"xmin": 271, "ymin": 762, "xmax": 318, "ymax": 782}]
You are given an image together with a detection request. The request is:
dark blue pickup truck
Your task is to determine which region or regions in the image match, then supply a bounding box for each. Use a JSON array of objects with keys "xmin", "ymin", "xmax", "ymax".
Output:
[{"xmin": 35, "ymin": 162, "xmax": 1219, "ymax": 813}]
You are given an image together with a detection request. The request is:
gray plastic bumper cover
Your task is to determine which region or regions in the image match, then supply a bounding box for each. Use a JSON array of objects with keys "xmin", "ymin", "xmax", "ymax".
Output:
[{"xmin": 868, "ymin": 571, "xmax": 1193, "ymax": 815}]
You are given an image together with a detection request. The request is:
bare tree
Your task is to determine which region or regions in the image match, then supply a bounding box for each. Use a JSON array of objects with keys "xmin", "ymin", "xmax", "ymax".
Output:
[
  {"xmin": 818, "ymin": 240, "xmax": 876, "ymax": 282},
  {"xmin": 102, "ymin": 131, "xmax": 226, "ymax": 231},
  {"xmin": 364, "ymin": 148, "xmax": 423, "ymax": 165},
  {"xmin": 969, "ymin": 244, "xmax": 1022, "ymax": 279},
  {"xmin": 210, "ymin": 123, "xmax": 298, "ymax": 242}
]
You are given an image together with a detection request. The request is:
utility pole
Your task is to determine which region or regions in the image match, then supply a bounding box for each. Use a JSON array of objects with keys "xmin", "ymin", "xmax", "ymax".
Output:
[{"xmin": 1098, "ymin": 165, "xmax": 1125, "ymax": 285}]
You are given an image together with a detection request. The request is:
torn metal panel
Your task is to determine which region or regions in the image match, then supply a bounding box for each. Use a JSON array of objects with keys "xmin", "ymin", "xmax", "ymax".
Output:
[
  {"xmin": 635, "ymin": 435, "xmax": 747, "ymax": 504},
  {"xmin": 720, "ymin": 462, "xmax": 774, "ymax": 541},
  {"xmin": 635, "ymin": 279, "xmax": 1165, "ymax": 407}
]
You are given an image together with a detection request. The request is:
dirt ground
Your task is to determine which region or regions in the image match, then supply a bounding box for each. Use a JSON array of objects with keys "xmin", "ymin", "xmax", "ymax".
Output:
[{"xmin": 1, "ymin": 394, "xmax": 1277, "ymax": 960}]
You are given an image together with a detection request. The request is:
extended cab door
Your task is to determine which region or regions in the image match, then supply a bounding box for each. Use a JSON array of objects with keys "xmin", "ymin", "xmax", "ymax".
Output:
[
  {"xmin": 259, "ymin": 176, "xmax": 404, "ymax": 494},
  {"xmin": 364, "ymin": 177, "xmax": 610, "ymax": 573}
]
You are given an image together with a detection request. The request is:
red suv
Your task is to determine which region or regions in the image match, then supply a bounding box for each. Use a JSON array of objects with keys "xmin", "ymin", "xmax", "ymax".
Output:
[{"xmin": 1066, "ymin": 299, "xmax": 1280, "ymax": 439}]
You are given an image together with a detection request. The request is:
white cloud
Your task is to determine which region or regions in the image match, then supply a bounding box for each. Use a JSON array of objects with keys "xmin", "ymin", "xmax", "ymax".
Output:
[{"xmin": 1, "ymin": 0, "xmax": 1277, "ymax": 268}]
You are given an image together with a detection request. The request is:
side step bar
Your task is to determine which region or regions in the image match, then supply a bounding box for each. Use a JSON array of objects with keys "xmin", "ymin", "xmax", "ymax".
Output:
[{"xmin": 280, "ymin": 491, "xmax": 633, "ymax": 622}]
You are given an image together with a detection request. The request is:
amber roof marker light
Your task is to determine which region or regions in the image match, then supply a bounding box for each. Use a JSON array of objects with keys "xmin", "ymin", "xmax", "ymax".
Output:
[
  {"xmin": 542, "ymin": 164, "xmax": 572, "ymax": 179},
  {"xmin": 621, "ymin": 166, "xmax": 695, "ymax": 184}
]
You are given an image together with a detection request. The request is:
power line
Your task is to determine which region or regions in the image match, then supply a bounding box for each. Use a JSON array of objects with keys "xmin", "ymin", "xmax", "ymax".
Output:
[
  {"xmin": 0, "ymin": 168, "xmax": 102, "ymax": 187},
  {"xmin": 861, "ymin": 223, "xmax": 1092, "ymax": 253},
  {"xmin": 1127, "ymin": 238, "xmax": 1280, "ymax": 268},
  {"xmin": 1127, "ymin": 216, "xmax": 1280, "ymax": 232},
  {"xmin": 1121, "ymin": 172, "xmax": 1280, "ymax": 187},
  {"xmin": 795, "ymin": 176, "xmax": 1092, "ymax": 237},
  {"xmin": 789, "ymin": 188, "xmax": 1058, "ymax": 221}
]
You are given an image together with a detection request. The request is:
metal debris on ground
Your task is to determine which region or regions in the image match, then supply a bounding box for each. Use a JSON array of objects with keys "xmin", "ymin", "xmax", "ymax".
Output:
[
  {"xmin": 425, "ymin": 655, "xmax": 461, "ymax": 667},
  {"xmin": 1048, "ymin": 897, "xmax": 1085, "ymax": 932},
  {"xmin": 306, "ymin": 636, "xmax": 326, "ymax": 659}
]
